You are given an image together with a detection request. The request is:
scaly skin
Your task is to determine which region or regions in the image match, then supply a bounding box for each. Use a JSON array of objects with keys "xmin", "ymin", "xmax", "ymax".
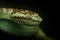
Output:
[{"xmin": 0, "ymin": 8, "xmax": 55, "ymax": 40}]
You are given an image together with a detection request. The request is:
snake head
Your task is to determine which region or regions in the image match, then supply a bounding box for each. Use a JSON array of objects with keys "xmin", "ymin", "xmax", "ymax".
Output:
[
  {"xmin": 10, "ymin": 9, "xmax": 42, "ymax": 26},
  {"xmin": 0, "ymin": 8, "xmax": 42, "ymax": 26}
]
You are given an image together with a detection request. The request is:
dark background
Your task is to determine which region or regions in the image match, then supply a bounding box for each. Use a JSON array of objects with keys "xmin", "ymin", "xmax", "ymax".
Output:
[{"xmin": 0, "ymin": 0, "xmax": 56, "ymax": 40}]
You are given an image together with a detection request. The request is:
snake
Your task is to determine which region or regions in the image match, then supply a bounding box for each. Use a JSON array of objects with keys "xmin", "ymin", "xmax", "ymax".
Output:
[{"xmin": 0, "ymin": 8, "xmax": 55, "ymax": 40}]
